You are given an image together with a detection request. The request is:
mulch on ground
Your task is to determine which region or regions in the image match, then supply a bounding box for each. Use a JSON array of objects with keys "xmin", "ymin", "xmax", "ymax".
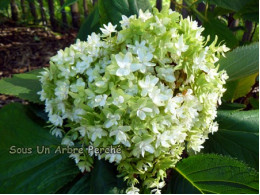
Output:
[{"xmin": 0, "ymin": 22, "xmax": 77, "ymax": 107}]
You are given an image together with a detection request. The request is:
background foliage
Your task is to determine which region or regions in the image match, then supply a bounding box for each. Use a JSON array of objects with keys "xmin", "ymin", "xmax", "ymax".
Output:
[{"xmin": 0, "ymin": 0, "xmax": 259, "ymax": 193}]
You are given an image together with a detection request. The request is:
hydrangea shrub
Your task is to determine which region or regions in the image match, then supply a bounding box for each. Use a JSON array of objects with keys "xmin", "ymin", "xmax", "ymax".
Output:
[{"xmin": 39, "ymin": 7, "xmax": 229, "ymax": 193}]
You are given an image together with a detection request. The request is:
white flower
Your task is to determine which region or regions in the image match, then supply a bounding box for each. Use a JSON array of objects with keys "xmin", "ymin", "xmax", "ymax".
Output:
[
  {"xmin": 61, "ymin": 137, "xmax": 74, "ymax": 146},
  {"xmin": 170, "ymin": 28, "xmax": 178, "ymax": 38},
  {"xmin": 89, "ymin": 126, "xmax": 107, "ymax": 142},
  {"xmin": 38, "ymin": 90, "xmax": 47, "ymax": 101},
  {"xmin": 189, "ymin": 135, "xmax": 205, "ymax": 152},
  {"xmin": 78, "ymin": 161, "xmax": 91, "ymax": 172},
  {"xmin": 165, "ymin": 96, "xmax": 183, "ymax": 114},
  {"xmin": 193, "ymin": 49, "xmax": 209, "ymax": 72},
  {"xmin": 127, "ymin": 40, "xmax": 150, "ymax": 54},
  {"xmin": 76, "ymin": 126, "xmax": 87, "ymax": 137},
  {"xmin": 156, "ymin": 131, "xmax": 171, "ymax": 148},
  {"xmin": 150, "ymin": 16, "xmax": 166, "ymax": 34},
  {"xmin": 169, "ymin": 129, "xmax": 187, "ymax": 145},
  {"xmin": 149, "ymin": 85, "xmax": 172, "ymax": 106},
  {"xmin": 120, "ymin": 15, "xmax": 134, "ymax": 29},
  {"xmin": 86, "ymin": 68, "xmax": 95, "ymax": 82},
  {"xmin": 187, "ymin": 16, "xmax": 198, "ymax": 30},
  {"xmin": 137, "ymin": 107, "xmax": 153, "ymax": 120},
  {"xmin": 115, "ymin": 52, "xmax": 137, "ymax": 76},
  {"xmin": 49, "ymin": 114, "xmax": 63, "ymax": 126},
  {"xmin": 51, "ymin": 128, "xmax": 63, "ymax": 138},
  {"xmin": 157, "ymin": 67, "xmax": 176, "ymax": 82},
  {"xmin": 72, "ymin": 108, "xmax": 86, "ymax": 122},
  {"xmin": 175, "ymin": 35, "xmax": 189, "ymax": 56},
  {"xmin": 100, "ymin": 22, "xmax": 117, "ymax": 36},
  {"xmin": 110, "ymin": 126, "xmax": 131, "ymax": 147},
  {"xmin": 138, "ymin": 9, "xmax": 152, "ymax": 22},
  {"xmin": 151, "ymin": 188, "xmax": 161, "ymax": 194},
  {"xmin": 90, "ymin": 94, "xmax": 108, "ymax": 108},
  {"xmin": 135, "ymin": 48, "xmax": 155, "ymax": 73},
  {"xmin": 87, "ymin": 32, "xmax": 101, "ymax": 47},
  {"xmin": 139, "ymin": 75, "xmax": 159, "ymax": 97},
  {"xmin": 209, "ymin": 122, "xmax": 218, "ymax": 134},
  {"xmin": 75, "ymin": 60, "xmax": 91, "ymax": 74},
  {"xmin": 55, "ymin": 81, "xmax": 69, "ymax": 100},
  {"xmin": 69, "ymin": 153, "xmax": 80, "ymax": 164},
  {"xmin": 134, "ymin": 138, "xmax": 155, "ymax": 157},
  {"xmin": 57, "ymin": 101, "xmax": 66, "ymax": 115},
  {"xmin": 126, "ymin": 186, "xmax": 140, "ymax": 194},
  {"xmin": 70, "ymin": 78, "xmax": 85, "ymax": 93},
  {"xmin": 104, "ymin": 113, "xmax": 120, "ymax": 128},
  {"xmin": 105, "ymin": 153, "xmax": 122, "ymax": 163},
  {"xmin": 113, "ymin": 95, "xmax": 124, "ymax": 106}
]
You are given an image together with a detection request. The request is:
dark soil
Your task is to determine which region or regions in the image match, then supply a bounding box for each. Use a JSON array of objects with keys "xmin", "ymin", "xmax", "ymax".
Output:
[{"xmin": 0, "ymin": 22, "xmax": 77, "ymax": 107}]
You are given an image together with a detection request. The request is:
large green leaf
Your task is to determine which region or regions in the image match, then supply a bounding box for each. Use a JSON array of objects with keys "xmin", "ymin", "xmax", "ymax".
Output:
[
  {"xmin": 203, "ymin": 110, "xmax": 259, "ymax": 170},
  {"xmin": 202, "ymin": 17, "xmax": 238, "ymax": 48},
  {"xmin": 235, "ymin": 0, "xmax": 259, "ymax": 23},
  {"xmin": 0, "ymin": 69, "xmax": 43, "ymax": 103},
  {"xmin": 63, "ymin": 159, "xmax": 126, "ymax": 193},
  {"xmin": 223, "ymin": 73, "xmax": 258, "ymax": 101},
  {"xmin": 77, "ymin": 0, "xmax": 151, "ymax": 41},
  {"xmin": 201, "ymin": 0, "xmax": 249, "ymax": 12},
  {"xmin": 0, "ymin": 103, "xmax": 80, "ymax": 193},
  {"xmin": 218, "ymin": 42, "xmax": 259, "ymax": 81},
  {"xmin": 98, "ymin": 0, "xmax": 151, "ymax": 26},
  {"xmin": 0, "ymin": 0, "xmax": 10, "ymax": 10},
  {"xmin": 77, "ymin": 6, "xmax": 100, "ymax": 41},
  {"xmin": 166, "ymin": 154, "xmax": 259, "ymax": 194}
]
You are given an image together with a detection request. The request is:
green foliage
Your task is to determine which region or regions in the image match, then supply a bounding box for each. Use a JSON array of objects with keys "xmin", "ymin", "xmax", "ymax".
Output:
[
  {"xmin": 0, "ymin": 103, "xmax": 80, "ymax": 193},
  {"xmin": 77, "ymin": 0, "xmax": 151, "ymax": 41},
  {"xmin": 201, "ymin": 0, "xmax": 249, "ymax": 12},
  {"xmin": 249, "ymin": 97, "xmax": 259, "ymax": 109},
  {"xmin": 0, "ymin": 0, "xmax": 10, "ymax": 10},
  {"xmin": 218, "ymin": 102, "xmax": 246, "ymax": 111},
  {"xmin": 223, "ymin": 73, "xmax": 258, "ymax": 101},
  {"xmin": 98, "ymin": 0, "xmax": 151, "ymax": 26},
  {"xmin": 219, "ymin": 43, "xmax": 259, "ymax": 81},
  {"xmin": 235, "ymin": 0, "xmax": 259, "ymax": 23},
  {"xmin": 77, "ymin": 6, "xmax": 100, "ymax": 41},
  {"xmin": 202, "ymin": 17, "xmax": 238, "ymax": 48},
  {"xmin": 61, "ymin": 159, "xmax": 126, "ymax": 193},
  {"xmin": 166, "ymin": 154, "xmax": 259, "ymax": 194},
  {"xmin": 203, "ymin": 110, "xmax": 259, "ymax": 170},
  {"xmin": 59, "ymin": 0, "xmax": 79, "ymax": 12},
  {"xmin": 0, "ymin": 69, "xmax": 43, "ymax": 103},
  {"xmin": 218, "ymin": 43, "xmax": 259, "ymax": 101}
]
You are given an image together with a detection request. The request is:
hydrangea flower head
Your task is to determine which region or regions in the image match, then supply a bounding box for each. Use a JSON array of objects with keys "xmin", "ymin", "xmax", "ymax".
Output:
[{"xmin": 39, "ymin": 7, "xmax": 228, "ymax": 193}]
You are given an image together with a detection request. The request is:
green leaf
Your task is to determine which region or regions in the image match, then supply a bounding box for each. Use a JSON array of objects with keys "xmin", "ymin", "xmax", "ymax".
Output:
[
  {"xmin": 223, "ymin": 72, "xmax": 258, "ymax": 101},
  {"xmin": 0, "ymin": 103, "xmax": 80, "ymax": 193},
  {"xmin": 58, "ymin": 0, "xmax": 79, "ymax": 12},
  {"xmin": 235, "ymin": 0, "xmax": 259, "ymax": 23},
  {"xmin": 202, "ymin": 17, "xmax": 238, "ymax": 48},
  {"xmin": 61, "ymin": 158, "xmax": 127, "ymax": 193},
  {"xmin": 203, "ymin": 110, "xmax": 259, "ymax": 170},
  {"xmin": 77, "ymin": 0, "xmax": 151, "ymax": 41},
  {"xmin": 98, "ymin": 0, "xmax": 151, "ymax": 26},
  {"xmin": 77, "ymin": 6, "xmax": 100, "ymax": 41},
  {"xmin": 0, "ymin": 69, "xmax": 43, "ymax": 103},
  {"xmin": 218, "ymin": 102, "xmax": 246, "ymax": 110},
  {"xmin": 219, "ymin": 42, "xmax": 259, "ymax": 81},
  {"xmin": 0, "ymin": 0, "xmax": 10, "ymax": 10},
  {"xmin": 201, "ymin": 0, "xmax": 249, "ymax": 12},
  {"xmin": 167, "ymin": 154, "xmax": 259, "ymax": 194},
  {"xmin": 249, "ymin": 97, "xmax": 259, "ymax": 109}
]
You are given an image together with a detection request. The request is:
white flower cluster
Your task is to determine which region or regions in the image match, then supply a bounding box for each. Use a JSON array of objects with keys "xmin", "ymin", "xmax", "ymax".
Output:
[{"xmin": 39, "ymin": 8, "xmax": 228, "ymax": 193}]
